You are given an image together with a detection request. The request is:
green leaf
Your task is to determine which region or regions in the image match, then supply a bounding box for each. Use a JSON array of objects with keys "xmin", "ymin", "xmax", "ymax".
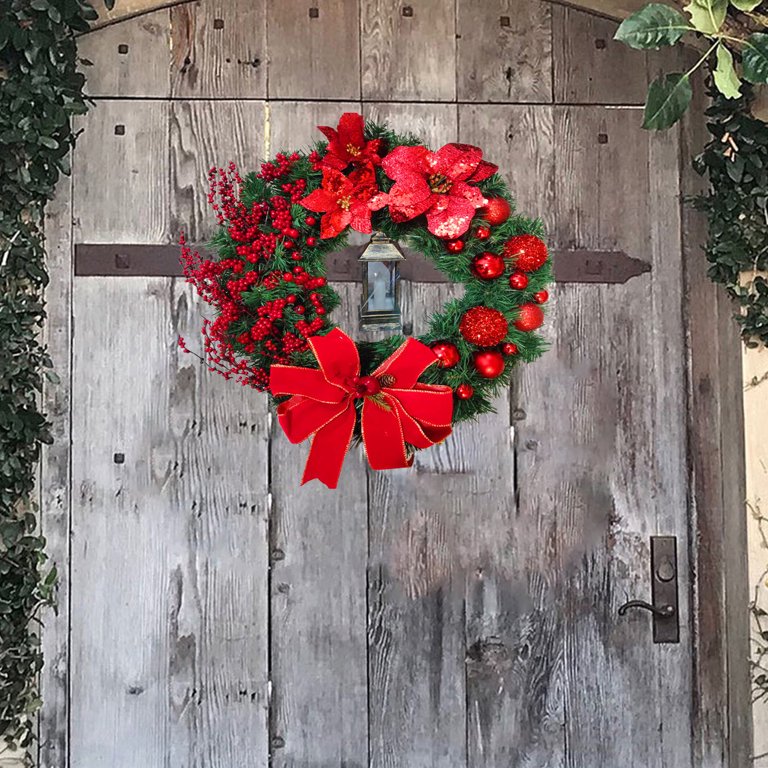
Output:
[
  {"xmin": 38, "ymin": 136, "xmax": 58, "ymax": 149},
  {"xmin": 642, "ymin": 73, "xmax": 693, "ymax": 130},
  {"xmin": 730, "ymin": 0, "xmax": 762, "ymax": 10},
  {"xmin": 685, "ymin": 0, "xmax": 727, "ymax": 34},
  {"xmin": 713, "ymin": 44, "xmax": 742, "ymax": 99},
  {"xmin": 614, "ymin": 4, "xmax": 691, "ymax": 49},
  {"xmin": 743, "ymin": 33, "xmax": 768, "ymax": 84}
]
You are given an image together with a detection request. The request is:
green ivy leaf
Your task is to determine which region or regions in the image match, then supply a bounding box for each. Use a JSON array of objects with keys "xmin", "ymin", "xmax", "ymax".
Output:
[
  {"xmin": 684, "ymin": 0, "xmax": 728, "ymax": 34},
  {"xmin": 730, "ymin": 0, "xmax": 762, "ymax": 10},
  {"xmin": 743, "ymin": 33, "xmax": 768, "ymax": 84},
  {"xmin": 713, "ymin": 44, "xmax": 742, "ymax": 99},
  {"xmin": 614, "ymin": 4, "xmax": 691, "ymax": 49},
  {"xmin": 642, "ymin": 73, "xmax": 693, "ymax": 130}
]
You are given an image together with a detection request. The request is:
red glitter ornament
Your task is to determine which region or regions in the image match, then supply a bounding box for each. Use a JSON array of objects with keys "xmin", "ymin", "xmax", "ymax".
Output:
[
  {"xmin": 474, "ymin": 225, "xmax": 491, "ymax": 240},
  {"xmin": 508, "ymin": 270, "xmax": 529, "ymax": 290},
  {"xmin": 502, "ymin": 342, "xmax": 518, "ymax": 356},
  {"xmin": 533, "ymin": 289, "xmax": 549, "ymax": 304},
  {"xmin": 473, "ymin": 350, "xmax": 505, "ymax": 379},
  {"xmin": 459, "ymin": 306, "xmax": 509, "ymax": 346},
  {"xmin": 471, "ymin": 252, "xmax": 505, "ymax": 281},
  {"xmin": 455, "ymin": 383, "xmax": 474, "ymax": 400},
  {"xmin": 503, "ymin": 234, "xmax": 548, "ymax": 272},
  {"xmin": 481, "ymin": 197, "xmax": 511, "ymax": 226},
  {"xmin": 431, "ymin": 341, "xmax": 460, "ymax": 369},
  {"xmin": 514, "ymin": 303, "xmax": 544, "ymax": 332},
  {"xmin": 445, "ymin": 239, "xmax": 465, "ymax": 254}
]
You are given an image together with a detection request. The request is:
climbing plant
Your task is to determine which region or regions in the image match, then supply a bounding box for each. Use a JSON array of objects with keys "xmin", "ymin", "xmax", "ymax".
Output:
[{"xmin": 0, "ymin": 0, "xmax": 97, "ymax": 757}]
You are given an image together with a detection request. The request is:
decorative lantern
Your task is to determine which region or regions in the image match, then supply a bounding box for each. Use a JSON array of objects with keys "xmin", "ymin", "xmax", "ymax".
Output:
[{"xmin": 359, "ymin": 232, "xmax": 405, "ymax": 330}]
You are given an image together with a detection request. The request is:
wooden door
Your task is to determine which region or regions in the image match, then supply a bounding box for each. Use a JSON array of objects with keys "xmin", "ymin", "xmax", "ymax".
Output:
[{"xmin": 39, "ymin": 2, "xmax": 749, "ymax": 767}]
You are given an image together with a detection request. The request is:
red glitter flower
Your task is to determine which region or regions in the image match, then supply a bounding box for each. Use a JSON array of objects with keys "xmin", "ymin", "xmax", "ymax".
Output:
[
  {"xmin": 318, "ymin": 112, "xmax": 383, "ymax": 171},
  {"xmin": 379, "ymin": 143, "xmax": 498, "ymax": 239},
  {"xmin": 300, "ymin": 163, "xmax": 386, "ymax": 239}
]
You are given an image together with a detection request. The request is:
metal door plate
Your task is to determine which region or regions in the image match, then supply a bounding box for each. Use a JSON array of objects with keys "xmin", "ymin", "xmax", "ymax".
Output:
[{"xmin": 650, "ymin": 535, "xmax": 680, "ymax": 644}]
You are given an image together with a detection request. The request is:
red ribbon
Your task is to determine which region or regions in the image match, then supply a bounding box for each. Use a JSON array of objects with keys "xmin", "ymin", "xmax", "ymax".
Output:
[{"xmin": 270, "ymin": 328, "xmax": 453, "ymax": 488}]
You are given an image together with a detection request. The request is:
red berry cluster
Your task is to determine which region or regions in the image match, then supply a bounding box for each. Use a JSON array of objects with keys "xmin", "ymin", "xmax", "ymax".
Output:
[{"xmin": 259, "ymin": 151, "xmax": 299, "ymax": 182}]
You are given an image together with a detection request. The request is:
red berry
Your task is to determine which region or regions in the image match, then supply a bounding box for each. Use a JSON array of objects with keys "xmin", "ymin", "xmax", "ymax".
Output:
[
  {"xmin": 292, "ymin": 266, "xmax": 302, "ymax": 274},
  {"xmin": 445, "ymin": 239, "xmax": 464, "ymax": 254},
  {"xmin": 508, "ymin": 271, "xmax": 529, "ymax": 290},
  {"xmin": 284, "ymin": 239, "xmax": 295, "ymax": 249},
  {"xmin": 533, "ymin": 290, "xmax": 549, "ymax": 304},
  {"xmin": 295, "ymin": 306, "xmax": 305, "ymax": 314},
  {"xmin": 305, "ymin": 216, "xmax": 317, "ymax": 226},
  {"xmin": 287, "ymin": 294, "xmax": 296, "ymax": 303},
  {"xmin": 287, "ymin": 228, "xmax": 300, "ymax": 239},
  {"xmin": 306, "ymin": 236, "xmax": 317, "ymax": 247},
  {"xmin": 283, "ymin": 272, "xmax": 293, "ymax": 281},
  {"xmin": 291, "ymin": 252, "xmax": 303, "ymax": 261},
  {"xmin": 455, "ymin": 383, "xmax": 474, "ymax": 400},
  {"xmin": 501, "ymin": 342, "xmax": 519, "ymax": 356}
]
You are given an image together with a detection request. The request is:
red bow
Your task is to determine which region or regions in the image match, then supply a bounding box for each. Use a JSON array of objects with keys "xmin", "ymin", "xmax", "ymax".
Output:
[{"xmin": 270, "ymin": 329, "xmax": 453, "ymax": 488}]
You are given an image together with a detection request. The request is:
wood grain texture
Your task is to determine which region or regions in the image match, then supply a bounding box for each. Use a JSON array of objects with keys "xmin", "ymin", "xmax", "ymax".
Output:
[
  {"xmin": 170, "ymin": 0, "xmax": 266, "ymax": 99},
  {"xmin": 457, "ymin": 0, "xmax": 552, "ymax": 103},
  {"xmin": 39, "ymin": 172, "xmax": 73, "ymax": 768},
  {"xmin": 266, "ymin": 102, "xmax": 368, "ymax": 768},
  {"xmin": 69, "ymin": 279, "xmax": 270, "ymax": 768},
  {"xmin": 170, "ymin": 100, "xmax": 266, "ymax": 243},
  {"xmin": 361, "ymin": 0, "xmax": 455, "ymax": 102},
  {"xmin": 267, "ymin": 0, "xmax": 360, "ymax": 100},
  {"xmin": 78, "ymin": 8, "xmax": 171, "ymax": 98},
  {"xmin": 73, "ymin": 100, "xmax": 170, "ymax": 244}
]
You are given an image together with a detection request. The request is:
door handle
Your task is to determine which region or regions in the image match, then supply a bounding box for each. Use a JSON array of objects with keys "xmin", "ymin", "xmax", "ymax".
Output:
[
  {"xmin": 616, "ymin": 536, "xmax": 680, "ymax": 644},
  {"xmin": 617, "ymin": 599, "xmax": 676, "ymax": 618}
]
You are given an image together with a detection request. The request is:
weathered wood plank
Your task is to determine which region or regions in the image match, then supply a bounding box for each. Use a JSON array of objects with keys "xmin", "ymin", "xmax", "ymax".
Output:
[
  {"xmin": 457, "ymin": 0, "xmax": 552, "ymax": 103},
  {"xmin": 267, "ymin": 0, "xmax": 360, "ymax": 100},
  {"xmin": 78, "ymin": 8, "xmax": 171, "ymax": 98},
  {"xmin": 169, "ymin": 100, "xmax": 266, "ymax": 242},
  {"xmin": 170, "ymin": 0, "xmax": 266, "ymax": 99},
  {"xmin": 74, "ymin": 100, "xmax": 170, "ymax": 244},
  {"xmin": 266, "ymin": 101, "xmax": 369, "ymax": 768},
  {"xmin": 39, "ymin": 171, "xmax": 73, "ymax": 768},
  {"xmin": 361, "ymin": 0, "xmax": 456, "ymax": 102}
]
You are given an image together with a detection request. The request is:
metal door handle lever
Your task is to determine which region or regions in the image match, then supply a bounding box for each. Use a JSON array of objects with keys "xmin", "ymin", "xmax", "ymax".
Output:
[{"xmin": 618, "ymin": 599, "xmax": 676, "ymax": 618}]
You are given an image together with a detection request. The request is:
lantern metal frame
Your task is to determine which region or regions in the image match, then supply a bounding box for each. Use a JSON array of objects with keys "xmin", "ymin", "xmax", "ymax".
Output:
[{"xmin": 358, "ymin": 232, "xmax": 405, "ymax": 330}]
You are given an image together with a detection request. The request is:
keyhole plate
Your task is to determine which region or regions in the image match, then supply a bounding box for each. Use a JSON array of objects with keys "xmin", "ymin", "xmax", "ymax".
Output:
[{"xmin": 650, "ymin": 535, "xmax": 680, "ymax": 643}]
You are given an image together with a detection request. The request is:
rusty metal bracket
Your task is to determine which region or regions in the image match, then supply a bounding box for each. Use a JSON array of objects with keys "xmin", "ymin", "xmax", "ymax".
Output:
[{"xmin": 75, "ymin": 243, "xmax": 650, "ymax": 284}]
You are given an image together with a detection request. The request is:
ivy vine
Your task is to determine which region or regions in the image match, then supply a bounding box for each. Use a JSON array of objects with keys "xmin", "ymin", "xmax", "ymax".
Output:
[{"xmin": 0, "ymin": 0, "xmax": 96, "ymax": 757}]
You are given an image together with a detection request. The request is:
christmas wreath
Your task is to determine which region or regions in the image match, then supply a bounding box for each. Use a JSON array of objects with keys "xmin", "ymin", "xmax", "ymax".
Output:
[{"xmin": 181, "ymin": 113, "xmax": 552, "ymax": 488}]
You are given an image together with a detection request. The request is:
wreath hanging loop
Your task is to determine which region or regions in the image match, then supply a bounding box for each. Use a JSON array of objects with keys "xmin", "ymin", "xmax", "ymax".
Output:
[{"xmin": 181, "ymin": 112, "xmax": 552, "ymax": 488}]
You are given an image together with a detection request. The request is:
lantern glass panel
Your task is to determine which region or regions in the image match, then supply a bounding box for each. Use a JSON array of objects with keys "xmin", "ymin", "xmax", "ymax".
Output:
[{"xmin": 360, "ymin": 260, "xmax": 401, "ymax": 329}]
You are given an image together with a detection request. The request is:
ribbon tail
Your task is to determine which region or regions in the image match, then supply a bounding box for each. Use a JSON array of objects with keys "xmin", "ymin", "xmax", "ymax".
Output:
[
  {"xmin": 361, "ymin": 396, "xmax": 411, "ymax": 471},
  {"xmin": 301, "ymin": 400, "xmax": 357, "ymax": 489}
]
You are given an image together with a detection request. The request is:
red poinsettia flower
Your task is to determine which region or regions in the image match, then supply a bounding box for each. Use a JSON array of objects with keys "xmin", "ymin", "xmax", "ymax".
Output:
[
  {"xmin": 318, "ymin": 112, "xmax": 383, "ymax": 171},
  {"xmin": 300, "ymin": 163, "xmax": 386, "ymax": 239},
  {"xmin": 379, "ymin": 143, "xmax": 498, "ymax": 239}
]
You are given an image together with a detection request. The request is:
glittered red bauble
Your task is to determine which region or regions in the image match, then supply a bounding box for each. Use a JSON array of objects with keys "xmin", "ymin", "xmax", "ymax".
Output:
[
  {"xmin": 533, "ymin": 289, "xmax": 549, "ymax": 304},
  {"xmin": 514, "ymin": 303, "xmax": 544, "ymax": 332},
  {"xmin": 503, "ymin": 234, "xmax": 548, "ymax": 272},
  {"xmin": 455, "ymin": 383, "xmax": 474, "ymax": 400},
  {"xmin": 459, "ymin": 306, "xmax": 509, "ymax": 347},
  {"xmin": 431, "ymin": 341, "xmax": 460, "ymax": 369},
  {"xmin": 502, "ymin": 342, "xmax": 518, "ymax": 356},
  {"xmin": 473, "ymin": 350, "xmax": 505, "ymax": 379},
  {"xmin": 445, "ymin": 239, "xmax": 465, "ymax": 253},
  {"xmin": 471, "ymin": 252, "xmax": 505, "ymax": 281},
  {"xmin": 481, "ymin": 197, "xmax": 511, "ymax": 226},
  {"xmin": 508, "ymin": 271, "xmax": 529, "ymax": 290},
  {"xmin": 474, "ymin": 225, "xmax": 491, "ymax": 240}
]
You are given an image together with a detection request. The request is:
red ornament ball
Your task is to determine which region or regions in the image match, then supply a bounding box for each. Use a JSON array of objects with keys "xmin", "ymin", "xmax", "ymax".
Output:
[
  {"xmin": 508, "ymin": 270, "xmax": 529, "ymax": 290},
  {"xmin": 430, "ymin": 341, "xmax": 460, "ymax": 369},
  {"xmin": 533, "ymin": 289, "xmax": 549, "ymax": 304},
  {"xmin": 514, "ymin": 303, "xmax": 544, "ymax": 332},
  {"xmin": 459, "ymin": 306, "xmax": 509, "ymax": 347},
  {"xmin": 471, "ymin": 252, "xmax": 505, "ymax": 281},
  {"xmin": 502, "ymin": 342, "xmax": 519, "ymax": 356},
  {"xmin": 305, "ymin": 216, "xmax": 317, "ymax": 226},
  {"xmin": 473, "ymin": 350, "xmax": 505, "ymax": 379},
  {"xmin": 503, "ymin": 234, "xmax": 548, "ymax": 272},
  {"xmin": 445, "ymin": 239, "xmax": 465, "ymax": 254},
  {"xmin": 474, "ymin": 225, "xmax": 491, "ymax": 240},
  {"xmin": 455, "ymin": 383, "xmax": 474, "ymax": 400},
  {"xmin": 482, "ymin": 197, "xmax": 511, "ymax": 226}
]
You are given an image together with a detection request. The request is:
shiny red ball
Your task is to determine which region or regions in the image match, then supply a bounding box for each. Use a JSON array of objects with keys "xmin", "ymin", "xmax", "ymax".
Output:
[
  {"xmin": 533, "ymin": 289, "xmax": 549, "ymax": 304},
  {"xmin": 455, "ymin": 383, "xmax": 474, "ymax": 400},
  {"xmin": 287, "ymin": 228, "xmax": 300, "ymax": 239},
  {"xmin": 482, "ymin": 197, "xmax": 511, "ymax": 226},
  {"xmin": 306, "ymin": 236, "xmax": 317, "ymax": 247},
  {"xmin": 503, "ymin": 234, "xmax": 548, "ymax": 272},
  {"xmin": 514, "ymin": 303, "xmax": 545, "ymax": 332},
  {"xmin": 355, "ymin": 375, "xmax": 381, "ymax": 396},
  {"xmin": 430, "ymin": 341, "xmax": 460, "ymax": 369},
  {"xmin": 474, "ymin": 225, "xmax": 491, "ymax": 240},
  {"xmin": 473, "ymin": 350, "xmax": 505, "ymax": 379},
  {"xmin": 502, "ymin": 342, "xmax": 519, "ymax": 356},
  {"xmin": 508, "ymin": 271, "xmax": 529, "ymax": 290},
  {"xmin": 471, "ymin": 252, "xmax": 505, "ymax": 281},
  {"xmin": 459, "ymin": 306, "xmax": 509, "ymax": 347},
  {"xmin": 305, "ymin": 216, "xmax": 317, "ymax": 226},
  {"xmin": 445, "ymin": 239, "xmax": 465, "ymax": 253}
]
